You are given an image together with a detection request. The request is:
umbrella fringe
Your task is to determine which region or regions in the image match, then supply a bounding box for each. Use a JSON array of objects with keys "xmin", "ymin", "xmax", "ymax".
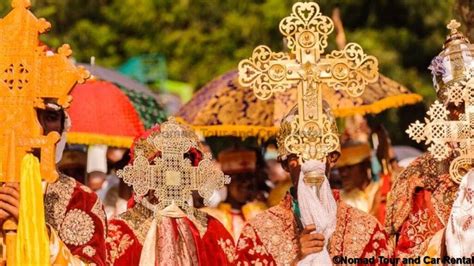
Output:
[
  {"xmin": 174, "ymin": 117, "xmax": 278, "ymax": 142},
  {"xmin": 67, "ymin": 132, "xmax": 134, "ymax": 148},
  {"xmin": 333, "ymin": 93, "xmax": 423, "ymax": 117},
  {"xmin": 175, "ymin": 93, "xmax": 422, "ymax": 142}
]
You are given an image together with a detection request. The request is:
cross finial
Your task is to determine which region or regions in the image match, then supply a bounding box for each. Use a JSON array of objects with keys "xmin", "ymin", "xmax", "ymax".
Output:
[
  {"xmin": 11, "ymin": 0, "xmax": 31, "ymax": 8},
  {"xmin": 447, "ymin": 19, "xmax": 461, "ymax": 34},
  {"xmin": 0, "ymin": 0, "xmax": 88, "ymax": 183},
  {"xmin": 406, "ymin": 75, "xmax": 473, "ymax": 183},
  {"xmin": 117, "ymin": 118, "xmax": 230, "ymax": 216},
  {"xmin": 238, "ymin": 2, "xmax": 378, "ymax": 161}
]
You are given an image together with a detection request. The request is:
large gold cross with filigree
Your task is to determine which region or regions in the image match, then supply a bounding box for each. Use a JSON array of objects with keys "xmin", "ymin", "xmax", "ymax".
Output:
[
  {"xmin": 238, "ymin": 2, "xmax": 378, "ymax": 161},
  {"xmin": 407, "ymin": 73, "xmax": 474, "ymax": 183},
  {"xmin": 0, "ymin": 0, "xmax": 88, "ymax": 183},
  {"xmin": 117, "ymin": 118, "xmax": 230, "ymax": 216}
]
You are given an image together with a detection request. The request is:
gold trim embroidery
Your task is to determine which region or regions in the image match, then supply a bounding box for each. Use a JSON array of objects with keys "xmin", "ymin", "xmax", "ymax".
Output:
[
  {"xmin": 60, "ymin": 209, "xmax": 95, "ymax": 246},
  {"xmin": 386, "ymin": 153, "xmax": 455, "ymax": 235},
  {"xmin": 80, "ymin": 184, "xmax": 93, "ymax": 193},
  {"xmin": 248, "ymin": 197, "xmax": 298, "ymax": 265},
  {"xmin": 45, "ymin": 174, "xmax": 75, "ymax": 230},
  {"xmin": 329, "ymin": 202, "xmax": 377, "ymax": 258},
  {"xmin": 237, "ymin": 224, "xmax": 269, "ymax": 258},
  {"xmin": 91, "ymin": 197, "xmax": 106, "ymax": 237},
  {"xmin": 118, "ymin": 204, "xmax": 153, "ymax": 244}
]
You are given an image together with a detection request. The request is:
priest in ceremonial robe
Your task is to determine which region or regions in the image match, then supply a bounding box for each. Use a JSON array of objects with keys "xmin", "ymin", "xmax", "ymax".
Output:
[
  {"xmin": 234, "ymin": 2, "xmax": 393, "ymax": 264},
  {"xmin": 336, "ymin": 141, "xmax": 381, "ymax": 216},
  {"xmin": 202, "ymin": 148, "xmax": 268, "ymax": 239},
  {"xmin": 0, "ymin": 1, "xmax": 106, "ymax": 265},
  {"xmin": 386, "ymin": 20, "xmax": 473, "ymax": 259},
  {"xmin": 234, "ymin": 105, "xmax": 391, "ymax": 265},
  {"xmin": 106, "ymin": 120, "xmax": 237, "ymax": 265}
]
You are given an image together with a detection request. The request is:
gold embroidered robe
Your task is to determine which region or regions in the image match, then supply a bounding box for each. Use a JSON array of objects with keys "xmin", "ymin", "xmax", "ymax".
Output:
[
  {"xmin": 235, "ymin": 192, "xmax": 391, "ymax": 265},
  {"xmin": 106, "ymin": 203, "xmax": 237, "ymax": 265},
  {"xmin": 385, "ymin": 152, "xmax": 458, "ymax": 259},
  {"xmin": 44, "ymin": 174, "xmax": 107, "ymax": 265}
]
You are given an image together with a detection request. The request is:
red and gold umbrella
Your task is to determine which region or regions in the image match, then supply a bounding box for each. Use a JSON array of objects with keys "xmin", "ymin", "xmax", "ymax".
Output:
[
  {"xmin": 177, "ymin": 70, "xmax": 422, "ymax": 141},
  {"xmin": 67, "ymin": 80, "xmax": 145, "ymax": 148}
]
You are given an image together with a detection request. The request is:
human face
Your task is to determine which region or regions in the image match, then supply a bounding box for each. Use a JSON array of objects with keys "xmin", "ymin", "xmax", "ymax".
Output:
[
  {"xmin": 337, "ymin": 160, "xmax": 371, "ymax": 192},
  {"xmin": 87, "ymin": 171, "xmax": 106, "ymax": 191},
  {"xmin": 266, "ymin": 159, "xmax": 290, "ymax": 184},
  {"xmin": 36, "ymin": 108, "xmax": 64, "ymax": 135},
  {"xmin": 281, "ymin": 152, "xmax": 340, "ymax": 189},
  {"xmin": 281, "ymin": 154, "xmax": 301, "ymax": 188},
  {"xmin": 228, "ymin": 173, "xmax": 254, "ymax": 205}
]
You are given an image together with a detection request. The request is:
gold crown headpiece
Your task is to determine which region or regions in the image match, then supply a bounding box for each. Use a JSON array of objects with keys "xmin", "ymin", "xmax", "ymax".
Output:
[
  {"xmin": 238, "ymin": 1, "xmax": 378, "ymax": 162},
  {"xmin": 277, "ymin": 101, "xmax": 339, "ymax": 161},
  {"xmin": 0, "ymin": 0, "xmax": 89, "ymax": 183},
  {"xmin": 117, "ymin": 117, "xmax": 230, "ymax": 219},
  {"xmin": 429, "ymin": 20, "xmax": 474, "ymax": 102}
]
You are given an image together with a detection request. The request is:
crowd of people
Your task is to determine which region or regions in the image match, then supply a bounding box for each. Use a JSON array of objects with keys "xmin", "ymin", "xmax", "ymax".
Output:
[{"xmin": 0, "ymin": 0, "xmax": 473, "ymax": 265}]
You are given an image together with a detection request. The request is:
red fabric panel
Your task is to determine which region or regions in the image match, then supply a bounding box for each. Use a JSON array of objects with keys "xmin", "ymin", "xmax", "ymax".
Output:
[{"xmin": 69, "ymin": 80, "xmax": 144, "ymax": 137}]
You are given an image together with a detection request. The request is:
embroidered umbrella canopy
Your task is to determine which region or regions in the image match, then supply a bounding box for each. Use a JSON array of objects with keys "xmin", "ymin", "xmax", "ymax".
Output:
[
  {"xmin": 67, "ymin": 80, "xmax": 146, "ymax": 148},
  {"xmin": 120, "ymin": 87, "xmax": 167, "ymax": 129},
  {"xmin": 176, "ymin": 70, "xmax": 422, "ymax": 141}
]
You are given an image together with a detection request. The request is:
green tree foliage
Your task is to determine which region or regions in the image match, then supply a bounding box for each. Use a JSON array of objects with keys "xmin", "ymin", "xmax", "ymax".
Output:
[
  {"xmin": 0, "ymin": 0, "xmax": 460, "ymax": 145},
  {"xmin": 0, "ymin": 0, "xmax": 455, "ymax": 93}
]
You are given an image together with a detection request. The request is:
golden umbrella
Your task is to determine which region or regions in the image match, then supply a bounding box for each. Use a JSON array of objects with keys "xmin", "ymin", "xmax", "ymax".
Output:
[{"xmin": 176, "ymin": 69, "xmax": 421, "ymax": 141}]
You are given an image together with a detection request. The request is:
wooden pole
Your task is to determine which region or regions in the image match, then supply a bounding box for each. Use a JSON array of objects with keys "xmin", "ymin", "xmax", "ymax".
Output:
[
  {"xmin": 3, "ymin": 132, "xmax": 18, "ymax": 265},
  {"xmin": 3, "ymin": 219, "xmax": 16, "ymax": 266}
]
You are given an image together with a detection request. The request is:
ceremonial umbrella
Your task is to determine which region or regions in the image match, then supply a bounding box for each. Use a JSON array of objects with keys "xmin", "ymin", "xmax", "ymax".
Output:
[
  {"xmin": 78, "ymin": 63, "xmax": 167, "ymax": 128},
  {"xmin": 78, "ymin": 63, "xmax": 155, "ymax": 97},
  {"xmin": 67, "ymin": 80, "xmax": 146, "ymax": 148},
  {"xmin": 176, "ymin": 70, "xmax": 422, "ymax": 141}
]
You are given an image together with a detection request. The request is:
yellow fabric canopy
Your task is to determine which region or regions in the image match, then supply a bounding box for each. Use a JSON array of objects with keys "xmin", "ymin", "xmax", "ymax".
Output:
[{"xmin": 177, "ymin": 70, "xmax": 422, "ymax": 141}]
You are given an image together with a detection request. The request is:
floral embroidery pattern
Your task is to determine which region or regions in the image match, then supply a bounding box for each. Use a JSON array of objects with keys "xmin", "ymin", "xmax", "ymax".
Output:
[
  {"xmin": 386, "ymin": 152, "xmax": 455, "ymax": 236},
  {"xmin": 60, "ymin": 209, "xmax": 95, "ymax": 246},
  {"xmin": 218, "ymin": 238, "xmax": 238, "ymax": 263},
  {"xmin": 405, "ymin": 209, "xmax": 439, "ymax": 246},
  {"xmin": 248, "ymin": 197, "xmax": 298, "ymax": 265},
  {"xmin": 238, "ymin": 225, "xmax": 269, "ymax": 257},
  {"xmin": 44, "ymin": 174, "xmax": 75, "ymax": 230},
  {"xmin": 83, "ymin": 245, "xmax": 96, "ymax": 257},
  {"xmin": 106, "ymin": 224, "xmax": 134, "ymax": 264},
  {"xmin": 237, "ymin": 193, "xmax": 390, "ymax": 265},
  {"xmin": 329, "ymin": 201, "xmax": 380, "ymax": 259}
]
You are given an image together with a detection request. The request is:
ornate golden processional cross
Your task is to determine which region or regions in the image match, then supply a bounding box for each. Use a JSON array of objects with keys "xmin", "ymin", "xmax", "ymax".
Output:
[
  {"xmin": 407, "ymin": 72, "xmax": 474, "ymax": 183},
  {"xmin": 117, "ymin": 118, "xmax": 230, "ymax": 216},
  {"xmin": 238, "ymin": 2, "xmax": 379, "ymax": 161},
  {"xmin": 0, "ymin": 0, "xmax": 88, "ymax": 183}
]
